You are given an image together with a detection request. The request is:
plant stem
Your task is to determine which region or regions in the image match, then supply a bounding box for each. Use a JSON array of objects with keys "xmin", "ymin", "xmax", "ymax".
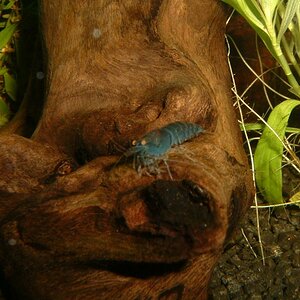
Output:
[
  {"xmin": 272, "ymin": 3, "xmax": 300, "ymax": 97},
  {"xmin": 270, "ymin": 30, "xmax": 300, "ymax": 96},
  {"xmin": 281, "ymin": 35, "xmax": 300, "ymax": 78}
]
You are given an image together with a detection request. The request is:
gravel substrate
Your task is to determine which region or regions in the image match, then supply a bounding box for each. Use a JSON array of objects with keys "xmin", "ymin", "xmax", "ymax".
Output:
[{"xmin": 209, "ymin": 206, "xmax": 300, "ymax": 299}]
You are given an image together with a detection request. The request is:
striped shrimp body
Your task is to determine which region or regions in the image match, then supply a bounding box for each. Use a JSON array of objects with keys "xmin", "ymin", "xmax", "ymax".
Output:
[{"xmin": 125, "ymin": 122, "xmax": 204, "ymax": 176}]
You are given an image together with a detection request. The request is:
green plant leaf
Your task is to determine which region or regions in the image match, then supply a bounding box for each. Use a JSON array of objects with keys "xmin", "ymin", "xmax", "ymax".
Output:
[
  {"xmin": 3, "ymin": 71, "xmax": 17, "ymax": 101},
  {"xmin": 241, "ymin": 122, "xmax": 300, "ymax": 134},
  {"xmin": 222, "ymin": 0, "xmax": 278, "ymax": 59},
  {"xmin": 0, "ymin": 67, "xmax": 8, "ymax": 75},
  {"xmin": 295, "ymin": 7, "xmax": 300, "ymax": 57},
  {"xmin": 254, "ymin": 99, "xmax": 300, "ymax": 204},
  {"xmin": 0, "ymin": 97, "xmax": 10, "ymax": 127},
  {"xmin": 260, "ymin": 0, "xmax": 280, "ymax": 23},
  {"xmin": 277, "ymin": 0, "xmax": 299, "ymax": 42},
  {"xmin": 0, "ymin": 23, "xmax": 17, "ymax": 49},
  {"xmin": 290, "ymin": 192, "xmax": 300, "ymax": 207},
  {"xmin": 3, "ymin": 0, "xmax": 16, "ymax": 10},
  {"xmin": 222, "ymin": 0, "xmax": 266, "ymax": 30}
]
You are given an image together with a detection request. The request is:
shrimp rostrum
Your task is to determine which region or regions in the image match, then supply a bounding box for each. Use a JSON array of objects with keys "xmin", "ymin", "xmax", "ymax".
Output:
[{"xmin": 124, "ymin": 121, "xmax": 204, "ymax": 177}]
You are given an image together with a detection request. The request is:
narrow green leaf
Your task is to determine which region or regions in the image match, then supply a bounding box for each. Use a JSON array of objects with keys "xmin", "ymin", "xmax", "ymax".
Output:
[
  {"xmin": 3, "ymin": 0, "xmax": 16, "ymax": 10},
  {"xmin": 242, "ymin": 122, "xmax": 264, "ymax": 131},
  {"xmin": 290, "ymin": 192, "xmax": 300, "ymax": 207},
  {"xmin": 277, "ymin": 0, "xmax": 299, "ymax": 42},
  {"xmin": 0, "ymin": 23, "xmax": 17, "ymax": 49},
  {"xmin": 295, "ymin": 8, "xmax": 300, "ymax": 57},
  {"xmin": 223, "ymin": 0, "xmax": 266, "ymax": 30},
  {"xmin": 241, "ymin": 122, "xmax": 300, "ymax": 134},
  {"xmin": 0, "ymin": 97, "xmax": 10, "ymax": 127},
  {"xmin": 3, "ymin": 71, "xmax": 17, "ymax": 101},
  {"xmin": 222, "ymin": 0, "xmax": 278, "ymax": 59},
  {"xmin": 254, "ymin": 99, "xmax": 300, "ymax": 204},
  {"xmin": 261, "ymin": 0, "xmax": 280, "ymax": 23}
]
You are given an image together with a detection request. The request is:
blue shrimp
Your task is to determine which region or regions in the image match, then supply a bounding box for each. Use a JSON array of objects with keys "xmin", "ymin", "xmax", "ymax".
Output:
[{"xmin": 125, "ymin": 122, "xmax": 204, "ymax": 177}]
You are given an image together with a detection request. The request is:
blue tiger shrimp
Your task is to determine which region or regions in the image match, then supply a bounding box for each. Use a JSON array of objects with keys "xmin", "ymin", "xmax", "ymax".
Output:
[{"xmin": 124, "ymin": 121, "xmax": 204, "ymax": 178}]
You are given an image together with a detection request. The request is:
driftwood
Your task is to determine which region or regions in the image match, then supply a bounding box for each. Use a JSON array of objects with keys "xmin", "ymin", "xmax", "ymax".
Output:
[{"xmin": 0, "ymin": 1, "xmax": 254, "ymax": 299}]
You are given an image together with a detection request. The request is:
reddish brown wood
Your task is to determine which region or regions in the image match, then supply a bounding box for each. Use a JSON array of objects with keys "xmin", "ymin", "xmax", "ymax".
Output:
[{"xmin": 0, "ymin": 1, "xmax": 254, "ymax": 299}]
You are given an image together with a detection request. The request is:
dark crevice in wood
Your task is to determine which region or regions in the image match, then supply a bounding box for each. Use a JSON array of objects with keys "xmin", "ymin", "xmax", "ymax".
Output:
[
  {"xmin": 144, "ymin": 180, "xmax": 214, "ymax": 231},
  {"xmin": 79, "ymin": 259, "xmax": 187, "ymax": 279}
]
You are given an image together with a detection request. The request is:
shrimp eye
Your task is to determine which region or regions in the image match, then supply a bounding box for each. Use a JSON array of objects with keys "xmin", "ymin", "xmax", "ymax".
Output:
[
  {"xmin": 132, "ymin": 140, "xmax": 137, "ymax": 146},
  {"xmin": 141, "ymin": 139, "xmax": 147, "ymax": 145}
]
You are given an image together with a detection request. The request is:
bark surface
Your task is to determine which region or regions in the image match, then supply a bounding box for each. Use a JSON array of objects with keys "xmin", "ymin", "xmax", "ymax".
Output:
[{"xmin": 0, "ymin": 1, "xmax": 254, "ymax": 299}]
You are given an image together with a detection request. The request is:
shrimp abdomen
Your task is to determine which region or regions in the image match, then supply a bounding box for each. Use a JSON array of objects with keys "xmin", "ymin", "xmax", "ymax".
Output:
[{"xmin": 163, "ymin": 122, "xmax": 204, "ymax": 146}]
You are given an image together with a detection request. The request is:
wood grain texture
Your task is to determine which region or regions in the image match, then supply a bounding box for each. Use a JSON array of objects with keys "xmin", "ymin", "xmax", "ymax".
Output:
[{"xmin": 0, "ymin": 1, "xmax": 254, "ymax": 299}]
